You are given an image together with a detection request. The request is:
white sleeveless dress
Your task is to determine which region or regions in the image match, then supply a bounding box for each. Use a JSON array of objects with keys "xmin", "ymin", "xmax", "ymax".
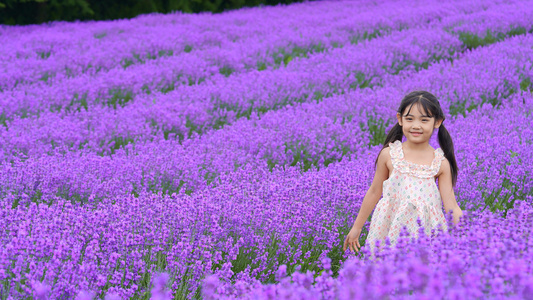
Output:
[{"xmin": 365, "ymin": 140, "xmax": 448, "ymax": 253}]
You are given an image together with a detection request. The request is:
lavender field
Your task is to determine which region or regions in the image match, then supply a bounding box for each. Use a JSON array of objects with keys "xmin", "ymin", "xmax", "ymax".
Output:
[{"xmin": 1, "ymin": 0, "xmax": 533, "ymax": 299}]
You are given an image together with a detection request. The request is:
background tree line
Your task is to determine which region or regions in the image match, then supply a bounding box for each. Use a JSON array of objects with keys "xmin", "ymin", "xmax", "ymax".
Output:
[{"xmin": 0, "ymin": 0, "xmax": 307, "ymax": 25}]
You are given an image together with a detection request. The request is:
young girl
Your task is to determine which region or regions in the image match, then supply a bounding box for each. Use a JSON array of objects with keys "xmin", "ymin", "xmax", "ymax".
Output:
[{"xmin": 343, "ymin": 90, "xmax": 463, "ymax": 254}]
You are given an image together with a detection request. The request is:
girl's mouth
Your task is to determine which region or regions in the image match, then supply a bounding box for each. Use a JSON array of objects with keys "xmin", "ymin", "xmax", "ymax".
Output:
[{"xmin": 411, "ymin": 132, "xmax": 422, "ymax": 136}]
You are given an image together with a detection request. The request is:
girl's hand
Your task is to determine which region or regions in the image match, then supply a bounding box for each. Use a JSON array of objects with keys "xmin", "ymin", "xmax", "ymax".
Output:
[
  {"xmin": 452, "ymin": 207, "xmax": 464, "ymax": 225},
  {"xmin": 343, "ymin": 227, "xmax": 362, "ymax": 253}
]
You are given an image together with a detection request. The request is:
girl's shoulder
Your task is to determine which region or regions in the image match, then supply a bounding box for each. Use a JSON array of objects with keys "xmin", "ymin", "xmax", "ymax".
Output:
[
  {"xmin": 377, "ymin": 145, "xmax": 392, "ymax": 163},
  {"xmin": 377, "ymin": 146, "xmax": 392, "ymax": 168},
  {"xmin": 378, "ymin": 146, "xmax": 393, "ymax": 179},
  {"xmin": 378, "ymin": 146, "xmax": 394, "ymax": 176}
]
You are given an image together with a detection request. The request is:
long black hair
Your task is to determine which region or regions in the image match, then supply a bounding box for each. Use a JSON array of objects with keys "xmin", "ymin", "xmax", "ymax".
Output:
[{"xmin": 374, "ymin": 90, "xmax": 459, "ymax": 187}]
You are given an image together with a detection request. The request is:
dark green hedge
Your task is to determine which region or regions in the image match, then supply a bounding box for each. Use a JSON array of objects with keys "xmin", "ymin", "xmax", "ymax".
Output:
[{"xmin": 0, "ymin": 0, "xmax": 307, "ymax": 25}]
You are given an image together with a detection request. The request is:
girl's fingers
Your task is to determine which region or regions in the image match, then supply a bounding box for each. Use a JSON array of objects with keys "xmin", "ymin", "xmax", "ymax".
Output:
[
  {"xmin": 354, "ymin": 242, "xmax": 361, "ymax": 253},
  {"xmin": 343, "ymin": 238, "xmax": 349, "ymax": 252}
]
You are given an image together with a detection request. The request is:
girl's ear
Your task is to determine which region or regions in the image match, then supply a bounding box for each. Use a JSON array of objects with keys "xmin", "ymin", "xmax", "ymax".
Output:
[
  {"xmin": 396, "ymin": 112, "xmax": 402, "ymax": 126},
  {"xmin": 434, "ymin": 118, "xmax": 443, "ymax": 129}
]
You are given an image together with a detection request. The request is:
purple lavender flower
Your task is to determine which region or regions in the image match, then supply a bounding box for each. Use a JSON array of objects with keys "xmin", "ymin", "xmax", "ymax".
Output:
[{"xmin": 32, "ymin": 281, "xmax": 50, "ymax": 300}]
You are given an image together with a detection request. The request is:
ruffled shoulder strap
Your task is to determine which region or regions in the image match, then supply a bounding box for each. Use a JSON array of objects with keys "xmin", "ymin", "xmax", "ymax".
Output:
[
  {"xmin": 432, "ymin": 148, "xmax": 446, "ymax": 176},
  {"xmin": 388, "ymin": 140, "xmax": 403, "ymax": 168}
]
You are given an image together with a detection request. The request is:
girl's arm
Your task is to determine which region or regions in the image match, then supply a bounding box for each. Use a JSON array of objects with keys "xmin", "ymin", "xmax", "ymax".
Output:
[
  {"xmin": 343, "ymin": 147, "xmax": 390, "ymax": 252},
  {"xmin": 438, "ymin": 158, "xmax": 463, "ymax": 225}
]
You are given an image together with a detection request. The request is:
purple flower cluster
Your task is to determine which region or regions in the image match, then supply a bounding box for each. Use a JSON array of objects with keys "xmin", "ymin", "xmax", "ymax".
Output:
[
  {"xmin": 1, "ymin": 0, "xmax": 533, "ymax": 298},
  {"xmin": 208, "ymin": 202, "xmax": 533, "ymax": 299}
]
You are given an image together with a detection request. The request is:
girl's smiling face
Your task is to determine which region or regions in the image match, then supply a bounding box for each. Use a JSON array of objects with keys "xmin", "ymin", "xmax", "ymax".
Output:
[{"xmin": 396, "ymin": 103, "xmax": 442, "ymax": 143}]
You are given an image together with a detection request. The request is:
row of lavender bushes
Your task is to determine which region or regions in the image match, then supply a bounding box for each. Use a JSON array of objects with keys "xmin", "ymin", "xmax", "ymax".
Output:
[
  {"xmin": 1, "ymin": 0, "xmax": 519, "ymax": 90},
  {"xmin": 2, "ymin": 0, "xmax": 533, "ymax": 159},
  {"xmin": 2, "ymin": 31, "xmax": 532, "ymax": 206}
]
